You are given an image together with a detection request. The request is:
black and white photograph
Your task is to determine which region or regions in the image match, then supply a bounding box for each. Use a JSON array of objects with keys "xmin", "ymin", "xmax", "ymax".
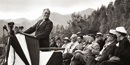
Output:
[{"xmin": 0, "ymin": 0, "xmax": 130, "ymax": 65}]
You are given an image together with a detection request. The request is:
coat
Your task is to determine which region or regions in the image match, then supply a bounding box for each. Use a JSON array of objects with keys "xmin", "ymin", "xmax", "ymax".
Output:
[
  {"xmin": 73, "ymin": 42, "xmax": 85, "ymax": 52},
  {"xmin": 98, "ymin": 37, "xmax": 130, "ymax": 65},
  {"xmin": 24, "ymin": 19, "xmax": 53, "ymax": 47},
  {"xmin": 98, "ymin": 40, "xmax": 117, "ymax": 61},
  {"xmin": 114, "ymin": 37, "xmax": 130, "ymax": 65},
  {"xmin": 86, "ymin": 40, "xmax": 117, "ymax": 65},
  {"xmin": 97, "ymin": 40, "xmax": 105, "ymax": 51},
  {"xmin": 83, "ymin": 41, "xmax": 100, "ymax": 56}
]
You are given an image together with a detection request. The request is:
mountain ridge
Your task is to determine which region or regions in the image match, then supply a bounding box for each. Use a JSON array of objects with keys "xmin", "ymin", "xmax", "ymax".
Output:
[{"xmin": 0, "ymin": 8, "xmax": 94, "ymax": 37}]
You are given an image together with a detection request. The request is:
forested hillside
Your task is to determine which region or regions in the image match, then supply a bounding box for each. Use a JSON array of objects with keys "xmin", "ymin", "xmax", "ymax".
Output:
[{"xmin": 51, "ymin": 0, "xmax": 130, "ymax": 39}]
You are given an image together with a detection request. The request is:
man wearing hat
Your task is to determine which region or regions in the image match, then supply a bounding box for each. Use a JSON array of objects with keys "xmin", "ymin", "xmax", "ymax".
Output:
[
  {"xmin": 86, "ymin": 29, "xmax": 118, "ymax": 65},
  {"xmin": 100, "ymin": 27, "xmax": 130, "ymax": 65},
  {"xmin": 63, "ymin": 34, "xmax": 79, "ymax": 65},
  {"xmin": 71, "ymin": 34, "xmax": 99, "ymax": 65},
  {"xmin": 62, "ymin": 37, "xmax": 70, "ymax": 48},
  {"xmin": 77, "ymin": 32, "xmax": 83, "ymax": 37},
  {"xmin": 95, "ymin": 32, "xmax": 105, "ymax": 51}
]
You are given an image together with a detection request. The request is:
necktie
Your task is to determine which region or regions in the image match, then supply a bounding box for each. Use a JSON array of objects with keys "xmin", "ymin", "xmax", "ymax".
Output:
[
  {"xmin": 37, "ymin": 20, "xmax": 45, "ymax": 29},
  {"xmin": 39, "ymin": 21, "xmax": 44, "ymax": 26},
  {"xmin": 38, "ymin": 21, "xmax": 44, "ymax": 27},
  {"xmin": 70, "ymin": 43, "xmax": 74, "ymax": 49}
]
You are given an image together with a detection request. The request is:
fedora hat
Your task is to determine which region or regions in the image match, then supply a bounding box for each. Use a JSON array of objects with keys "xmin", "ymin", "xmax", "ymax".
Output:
[
  {"xmin": 70, "ymin": 34, "xmax": 77, "ymax": 39},
  {"xmin": 64, "ymin": 37, "xmax": 69, "ymax": 40},
  {"xmin": 108, "ymin": 29, "xmax": 117, "ymax": 38},
  {"xmin": 63, "ymin": 37, "xmax": 70, "ymax": 42},
  {"xmin": 95, "ymin": 32, "xmax": 103, "ymax": 38},
  {"xmin": 116, "ymin": 26, "xmax": 127, "ymax": 34}
]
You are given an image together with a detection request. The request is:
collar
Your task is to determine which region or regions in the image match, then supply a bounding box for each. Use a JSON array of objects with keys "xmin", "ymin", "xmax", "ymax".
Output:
[
  {"xmin": 118, "ymin": 37, "xmax": 125, "ymax": 42},
  {"xmin": 120, "ymin": 36, "xmax": 125, "ymax": 40}
]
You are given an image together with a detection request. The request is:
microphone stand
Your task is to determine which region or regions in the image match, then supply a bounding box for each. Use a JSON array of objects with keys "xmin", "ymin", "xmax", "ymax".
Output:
[{"xmin": 5, "ymin": 22, "xmax": 14, "ymax": 65}]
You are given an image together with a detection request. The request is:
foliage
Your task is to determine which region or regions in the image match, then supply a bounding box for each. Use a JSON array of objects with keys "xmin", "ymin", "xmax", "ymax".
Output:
[
  {"xmin": 50, "ymin": 0, "xmax": 130, "ymax": 40},
  {"xmin": 0, "ymin": 38, "xmax": 2, "ymax": 44}
]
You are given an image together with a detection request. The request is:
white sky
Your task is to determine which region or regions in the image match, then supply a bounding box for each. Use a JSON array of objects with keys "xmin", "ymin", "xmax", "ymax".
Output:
[{"xmin": 0, "ymin": 0, "xmax": 115, "ymax": 20}]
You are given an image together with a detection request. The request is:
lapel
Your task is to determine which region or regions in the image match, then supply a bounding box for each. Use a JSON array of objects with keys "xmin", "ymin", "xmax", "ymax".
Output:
[
  {"xmin": 104, "ymin": 40, "xmax": 117, "ymax": 51},
  {"xmin": 36, "ymin": 20, "xmax": 42, "ymax": 30},
  {"xmin": 36, "ymin": 19, "xmax": 48, "ymax": 30}
]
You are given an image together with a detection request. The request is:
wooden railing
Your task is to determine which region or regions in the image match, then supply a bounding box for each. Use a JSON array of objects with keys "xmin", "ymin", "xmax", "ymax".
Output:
[{"xmin": 40, "ymin": 47, "xmax": 65, "ymax": 50}]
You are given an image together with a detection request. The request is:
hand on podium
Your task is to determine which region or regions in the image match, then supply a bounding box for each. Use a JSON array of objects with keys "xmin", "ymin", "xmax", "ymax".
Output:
[{"xmin": 20, "ymin": 32, "xmax": 37, "ymax": 39}]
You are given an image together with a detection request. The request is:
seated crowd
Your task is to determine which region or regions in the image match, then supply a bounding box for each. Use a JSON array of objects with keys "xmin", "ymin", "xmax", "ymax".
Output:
[
  {"xmin": 49, "ymin": 26, "xmax": 130, "ymax": 65},
  {"xmin": 13, "ymin": 25, "xmax": 130, "ymax": 65}
]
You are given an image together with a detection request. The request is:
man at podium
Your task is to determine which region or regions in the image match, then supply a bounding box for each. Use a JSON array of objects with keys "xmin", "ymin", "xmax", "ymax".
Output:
[{"xmin": 24, "ymin": 8, "xmax": 53, "ymax": 48}]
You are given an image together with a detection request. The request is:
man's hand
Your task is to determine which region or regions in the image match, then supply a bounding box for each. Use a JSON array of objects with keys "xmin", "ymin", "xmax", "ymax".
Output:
[
  {"xmin": 49, "ymin": 43, "xmax": 53, "ymax": 46},
  {"xmin": 34, "ymin": 36, "xmax": 36, "ymax": 37},
  {"xmin": 74, "ymin": 50, "xmax": 83, "ymax": 55},
  {"xmin": 109, "ymin": 56, "xmax": 120, "ymax": 61},
  {"xmin": 74, "ymin": 50, "xmax": 81, "ymax": 53},
  {"xmin": 95, "ymin": 57, "xmax": 100, "ymax": 61},
  {"xmin": 31, "ymin": 35, "xmax": 36, "ymax": 38}
]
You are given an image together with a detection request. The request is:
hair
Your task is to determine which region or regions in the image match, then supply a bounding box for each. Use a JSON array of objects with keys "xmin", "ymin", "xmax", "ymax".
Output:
[
  {"xmin": 117, "ymin": 32, "xmax": 127, "ymax": 37},
  {"xmin": 56, "ymin": 37, "xmax": 61, "ymax": 41},
  {"xmin": 88, "ymin": 34, "xmax": 95, "ymax": 39},
  {"xmin": 43, "ymin": 8, "xmax": 50, "ymax": 13},
  {"xmin": 19, "ymin": 26, "xmax": 24, "ymax": 29},
  {"xmin": 15, "ymin": 26, "xmax": 18, "ymax": 29},
  {"xmin": 77, "ymin": 36, "xmax": 83, "ymax": 39},
  {"xmin": 51, "ymin": 37, "xmax": 55, "ymax": 40},
  {"xmin": 64, "ymin": 39, "xmax": 70, "ymax": 42},
  {"xmin": 109, "ymin": 33, "xmax": 117, "ymax": 39}
]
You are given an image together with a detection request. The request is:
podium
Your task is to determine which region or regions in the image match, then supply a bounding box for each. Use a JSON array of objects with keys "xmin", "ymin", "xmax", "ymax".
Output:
[
  {"xmin": 7, "ymin": 33, "xmax": 39, "ymax": 65},
  {"xmin": 40, "ymin": 47, "xmax": 64, "ymax": 65},
  {"xmin": 6, "ymin": 22, "xmax": 63, "ymax": 65},
  {"xmin": 7, "ymin": 33, "xmax": 64, "ymax": 65}
]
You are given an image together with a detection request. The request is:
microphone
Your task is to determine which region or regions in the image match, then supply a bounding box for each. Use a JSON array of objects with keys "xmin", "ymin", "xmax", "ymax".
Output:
[{"xmin": 3, "ymin": 25, "xmax": 8, "ymax": 32}]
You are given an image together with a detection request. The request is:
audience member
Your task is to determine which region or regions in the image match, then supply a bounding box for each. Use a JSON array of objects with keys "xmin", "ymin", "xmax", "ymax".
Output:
[
  {"xmin": 73, "ymin": 35, "xmax": 84, "ymax": 52},
  {"xmin": 19, "ymin": 26, "xmax": 24, "ymax": 32},
  {"xmin": 56, "ymin": 37, "xmax": 63, "ymax": 47},
  {"xmin": 49, "ymin": 37, "xmax": 57, "ymax": 47},
  {"xmin": 95, "ymin": 32, "xmax": 105, "ymax": 51},
  {"xmin": 14, "ymin": 26, "xmax": 19, "ymax": 34},
  {"xmin": 100, "ymin": 27, "xmax": 130, "ymax": 65},
  {"xmin": 62, "ymin": 37, "xmax": 70, "ymax": 48},
  {"xmin": 86, "ymin": 29, "xmax": 118, "ymax": 65},
  {"xmin": 71, "ymin": 34, "xmax": 100, "ymax": 65},
  {"xmin": 63, "ymin": 34, "xmax": 79, "ymax": 65}
]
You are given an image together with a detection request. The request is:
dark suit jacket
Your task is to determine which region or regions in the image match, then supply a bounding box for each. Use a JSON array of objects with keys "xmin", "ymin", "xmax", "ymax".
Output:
[
  {"xmin": 114, "ymin": 37, "xmax": 130, "ymax": 65},
  {"xmin": 24, "ymin": 19, "xmax": 53, "ymax": 47},
  {"xmin": 97, "ymin": 40, "xmax": 105, "ymax": 51},
  {"xmin": 98, "ymin": 40, "xmax": 117, "ymax": 61},
  {"xmin": 86, "ymin": 40, "xmax": 117, "ymax": 65}
]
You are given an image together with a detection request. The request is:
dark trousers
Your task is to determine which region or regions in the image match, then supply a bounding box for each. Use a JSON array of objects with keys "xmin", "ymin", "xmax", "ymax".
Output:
[
  {"xmin": 86, "ymin": 56, "xmax": 101, "ymax": 65},
  {"xmin": 100, "ymin": 61, "xmax": 123, "ymax": 65},
  {"xmin": 63, "ymin": 53, "xmax": 73, "ymax": 65},
  {"xmin": 71, "ymin": 53, "xmax": 87, "ymax": 65}
]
